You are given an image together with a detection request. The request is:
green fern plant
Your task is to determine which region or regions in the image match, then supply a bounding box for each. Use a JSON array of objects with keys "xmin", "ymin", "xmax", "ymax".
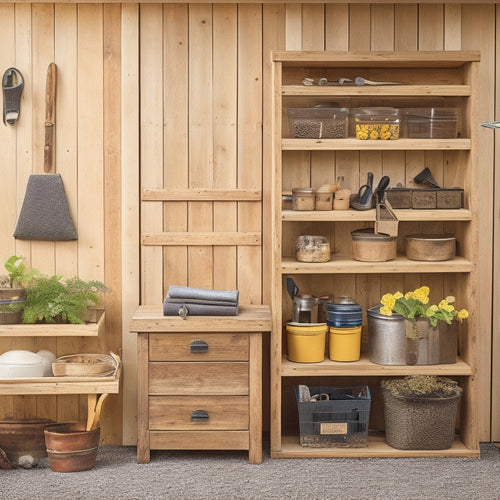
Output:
[{"xmin": 22, "ymin": 275, "xmax": 109, "ymax": 324}]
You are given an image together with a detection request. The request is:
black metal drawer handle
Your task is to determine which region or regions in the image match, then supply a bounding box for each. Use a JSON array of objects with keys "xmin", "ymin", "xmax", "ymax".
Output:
[
  {"xmin": 190, "ymin": 339, "xmax": 208, "ymax": 353},
  {"xmin": 191, "ymin": 409, "xmax": 209, "ymax": 422}
]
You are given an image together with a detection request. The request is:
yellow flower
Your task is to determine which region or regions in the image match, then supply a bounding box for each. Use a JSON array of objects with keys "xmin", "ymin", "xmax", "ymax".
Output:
[
  {"xmin": 457, "ymin": 309, "xmax": 469, "ymax": 320},
  {"xmin": 380, "ymin": 293, "xmax": 395, "ymax": 310},
  {"xmin": 394, "ymin": 291, "xmax": 403, "ymax": 300},
  {"xmin": 404, "ymin": 291, "xmax": 414, "ymax": 300},
  {"xmin": 439, "ymin": 300, "xmax": 455, "ymax": 313},
  {"xmin": 380, "ymin": 305, "xmax": 393, "ymax": 316},
  {"xmin": 445, "ymin": 296, "xmax": 455, "ymax": 304},
  {"xmin": 419, "ymin": 286, "xmax": 430, "ymax": 296}
]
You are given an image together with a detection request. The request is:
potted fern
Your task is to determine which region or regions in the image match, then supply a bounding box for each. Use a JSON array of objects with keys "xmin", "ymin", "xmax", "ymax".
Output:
[
  {"xmin": 22, "ymin": 275, "xmax": 108, "ymax": 324},
  {"xmin": 0, "ymin": 256, "xmax": 41, "ymax": 324}
]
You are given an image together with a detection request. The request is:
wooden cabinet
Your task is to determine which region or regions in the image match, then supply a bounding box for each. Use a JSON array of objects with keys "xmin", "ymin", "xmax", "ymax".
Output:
[
  {"xmin": 270, "ymin": 51, "xmax": 480, "ymax": 458},
  {"xmin": 130, "ymin": 305, "xmax": 271, "ymax": 464}
]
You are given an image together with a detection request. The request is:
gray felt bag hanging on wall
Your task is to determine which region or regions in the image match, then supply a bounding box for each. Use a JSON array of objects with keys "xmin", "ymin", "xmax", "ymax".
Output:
[{"xmin": 13, "ymin": 173, "xmax": 77, "ymax": 241}]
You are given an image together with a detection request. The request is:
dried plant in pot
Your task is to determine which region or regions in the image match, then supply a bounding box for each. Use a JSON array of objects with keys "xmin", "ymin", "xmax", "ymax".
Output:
[
  {"xmin": 381, "ymin": 375, "xmax": 463, "ymax": 450},
  {"xmin": 0, "ymin": 256, "xmax": 41, "ymax": 324},
  {"xmin": 22, "ymin": 275, "xmax": 109, "ymax": 324}
]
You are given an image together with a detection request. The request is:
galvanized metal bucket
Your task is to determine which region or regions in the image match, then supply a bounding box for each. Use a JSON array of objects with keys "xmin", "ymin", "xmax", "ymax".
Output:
[{"xmin": 367, "ymin": 305, "xmax": 457, "ymax": 365}]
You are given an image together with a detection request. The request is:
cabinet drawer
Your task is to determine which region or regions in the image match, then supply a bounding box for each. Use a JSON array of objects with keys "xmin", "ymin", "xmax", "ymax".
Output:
[
  {"xmin": 150, "ymin": 430, "xmax": 249, "ymax": 450},
  {"xmin": 149, "ymin": 395, "xmax": 249, "ymax": 430},
  {"xmin": 149, "ymin": 333, "xmax": 249, "ymax": 362},
  {"xmin": 149, "ymin": 362, "xmax": 249, "ymax": 395}
]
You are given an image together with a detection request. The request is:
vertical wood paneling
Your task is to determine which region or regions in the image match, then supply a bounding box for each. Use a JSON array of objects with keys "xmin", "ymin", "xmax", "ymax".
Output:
[
  {"xmin": 54, "ymin": 3, "xmax": 79, "ymax": 425},
  {"xmin": 395, "ymin": 4, "xmax": 418, "ymax": 50},
  {"xmin": 349, "ymin": 4, "xmax": 371, "ymax": 50},
  {"xmin": 0, "ymin": 3, "xmax": 16, "ymax": 420},
  {"xmin": 302, "ymin": 4, "xmax": 324, "ymax": 50},
  {"xmin": 371, "ymin": 4, "xmax": 394, "ymax": 50},
  {"xmin": 121, "ymin": 2, "xmax": 140, "ymax": 445},
  {"xmin": 213, "ymin": 4, "xmax": 238, "ymax": 291},
  {"xmin": 461, "ymin": 3, "xmax": 495, "ymax": 443},
  {"xmin": 237, "ymin": 4, "xmax": 262, "ymax": 304},
  {"xmin": 102, "ymin": 3, "xmax": 122, "ymax": 445},
  {"xmin": 419, "ymin": 4, "xmax": 444, "ymax": 50},
  {"xmin": 325, "ymin": 4, "xmax": 348, "ymax": 50},
  {"xmin": 163, "ymin": 4, "xmax": 189, "ymax": 291},
  {"xmin": 285, "ymin": 4, "xmax": 302, "ymax": 50},
  {"xmin": 493, "ymin": 1, "xmax": 500, "ymax": 446},
  {"xmin": 188, "ymin": 4, "xmax": 213, "ymax": 289},
  {"xmin": 140, "ymin": 5, "xmax": 164, "ymax": 305}
]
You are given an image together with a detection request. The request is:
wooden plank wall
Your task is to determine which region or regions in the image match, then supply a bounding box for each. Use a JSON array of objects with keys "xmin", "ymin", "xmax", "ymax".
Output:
[
  {"xmin": 0, "ymin": 3, "xmax": 123, "ymax": 444},
  {"xmin": 0, "ymin": 2, "xmax": 497, "ymax": 445}
]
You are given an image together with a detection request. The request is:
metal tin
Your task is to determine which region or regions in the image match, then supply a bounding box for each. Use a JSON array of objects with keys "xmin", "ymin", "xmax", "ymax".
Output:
[
  {"xmin": 326, "ymin": 303, "xmax": 363, "ymax": 327},
  {"xmin": 292, "ymin": 187, "xmax": 315, "ymax": 211}
]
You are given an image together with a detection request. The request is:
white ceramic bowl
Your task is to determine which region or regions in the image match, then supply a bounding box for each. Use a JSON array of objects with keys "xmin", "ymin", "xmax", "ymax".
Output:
[{"xmin": 0, "ymin": 350, "xmax": 44, "ymax": 378}]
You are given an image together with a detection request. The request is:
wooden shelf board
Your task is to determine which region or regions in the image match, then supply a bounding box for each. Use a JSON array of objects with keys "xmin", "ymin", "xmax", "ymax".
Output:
[
  {"xmin": 282, "ymin": 138, "xmax": 471, "ymax": 151},
  {"xmin": 280, "ymin": 256, "xmax": 474, "ymax": 274},
  {"xmin": 272, "ymin": 434, "xmax": 480, "ymax": 458},
  {"xmin": 0, "ymin": 365, "xmax": 121, "ymax": 395},
  {"xmin": 282, "ymin": 208, "xmax": 472, "ymax": 222},
  {"xmin": 0, "ymin": 310, "xmax": 105, "ymax": 337},
  {"xmin": 130, "ymin": 305, "xmax": 272, "ymax": 333},
  {"xmin": 282, "ymin": 85, "xmax": 470, "ymax": 97},
  {"xmin": 281, "ymin": 354, "xmax": 472, "ymax": 377},
  {"xmin": 273, "ymin": 50, "xmax": 481, "ymax": 67}
]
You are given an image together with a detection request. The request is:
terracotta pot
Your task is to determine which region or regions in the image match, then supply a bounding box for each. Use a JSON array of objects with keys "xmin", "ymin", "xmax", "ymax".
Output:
[
  {"xmin": 44, "ymin": 423, "xmax": 100, "ymax": 472},
  {"xmin": 0, "ymin": 418, "xmax": 54, "ymax": 467}
]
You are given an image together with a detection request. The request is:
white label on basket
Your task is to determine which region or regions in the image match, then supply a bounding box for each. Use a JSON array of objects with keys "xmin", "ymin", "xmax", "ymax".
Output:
[{"xmin": 320, "ymin": 422, "xmax": 347, "ymax": 435}]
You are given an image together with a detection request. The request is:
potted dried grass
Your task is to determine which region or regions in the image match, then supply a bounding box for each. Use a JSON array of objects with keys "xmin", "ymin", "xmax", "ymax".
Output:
[{"xmin": 381, "ymin": 375, "xmax": 463, "ymax": 450}]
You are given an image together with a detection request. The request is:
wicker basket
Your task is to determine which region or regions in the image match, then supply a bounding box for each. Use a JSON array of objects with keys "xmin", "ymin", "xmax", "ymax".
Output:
[
  {"xmin": 382, "ymin": 386, "xmax": 461, "ymax": 450},
  {"xmin": 52, "ymin": 354, "xmax": 116, "ymax": 377}
]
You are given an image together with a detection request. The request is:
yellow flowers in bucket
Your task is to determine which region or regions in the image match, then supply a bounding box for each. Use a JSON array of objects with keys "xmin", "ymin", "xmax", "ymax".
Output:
[{"xmin": 379, "ymin": 286, "xmax": 468, "ymax": 328}]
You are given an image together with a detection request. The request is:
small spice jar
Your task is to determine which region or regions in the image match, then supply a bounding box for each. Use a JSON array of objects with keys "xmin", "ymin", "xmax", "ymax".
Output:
[{"xmin": 292, "ymin": 187, "xmax": 315, "ymax": 211}]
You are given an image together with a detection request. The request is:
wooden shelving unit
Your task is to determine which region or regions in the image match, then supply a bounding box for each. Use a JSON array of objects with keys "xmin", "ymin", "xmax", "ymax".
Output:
[{"xmin": 270, "ymin": 50, "xmax": 480, "ymax": 458}]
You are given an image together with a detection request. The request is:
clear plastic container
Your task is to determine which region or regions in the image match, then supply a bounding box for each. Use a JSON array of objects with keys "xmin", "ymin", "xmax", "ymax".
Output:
[
  {"xmin": 352, "ymin": 107, "xmax": 400, "ymax": 140},
  {"xmin": 287, "ymin": 107, "xmax": 349, "ymax": 139},
  {"xmin": 401, "ymin": 107, "xmax": 459, "ymax": 138}
]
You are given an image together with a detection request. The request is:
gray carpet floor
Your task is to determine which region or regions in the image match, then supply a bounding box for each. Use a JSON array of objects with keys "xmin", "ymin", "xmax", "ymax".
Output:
[{"xmin": 2, "ymin": 442, "xmax": 500, "ymax": 500}]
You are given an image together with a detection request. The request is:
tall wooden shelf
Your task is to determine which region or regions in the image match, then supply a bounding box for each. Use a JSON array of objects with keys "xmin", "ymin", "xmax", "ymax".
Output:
[{"xmin": 270, "ymin": 51, "xmax": 480, "ymax": 458}]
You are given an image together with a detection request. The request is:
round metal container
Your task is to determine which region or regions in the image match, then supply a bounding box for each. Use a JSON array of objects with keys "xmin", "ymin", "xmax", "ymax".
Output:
[
  {"xmin": 405, "ymin": 233, "xmax": 456, "ymax": 261},
  {"xmin": 367, "ymin": 305, "xmax": 407, "ymax": 365}
]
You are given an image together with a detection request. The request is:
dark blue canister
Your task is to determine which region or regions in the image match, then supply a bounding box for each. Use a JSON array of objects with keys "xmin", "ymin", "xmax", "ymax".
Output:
[{"xmin": 326, "ymin": 302, "xmax": 363, "ymax": 327}]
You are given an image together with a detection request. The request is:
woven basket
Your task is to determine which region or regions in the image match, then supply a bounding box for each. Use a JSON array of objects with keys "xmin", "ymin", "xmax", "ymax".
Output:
[
  {"xmin": 52, "ymin": 354, "xmax": 116, "ymax": 377},
  {"xmin": 382, "ymin": 386, "xmax": 461, "ymax": 450}
]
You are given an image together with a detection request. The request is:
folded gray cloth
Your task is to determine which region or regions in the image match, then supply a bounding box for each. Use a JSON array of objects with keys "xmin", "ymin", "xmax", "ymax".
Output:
[
  {"xmin": 167, "ymin": 286, "xmax": 238, "ymax": 304},
  {"xmin": 163, "ymin": 286, "xmax": 239, "ymax": 318}
]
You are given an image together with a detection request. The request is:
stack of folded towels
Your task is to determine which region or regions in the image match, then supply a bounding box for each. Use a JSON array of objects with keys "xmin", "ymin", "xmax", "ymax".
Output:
[{"xmin": 163, "ymin": 285, "xmax": 239, "ymax": 317}]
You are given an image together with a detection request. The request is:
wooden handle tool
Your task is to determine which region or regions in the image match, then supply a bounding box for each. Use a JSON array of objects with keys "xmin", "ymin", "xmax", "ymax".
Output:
[{"xmin": 44, "ymin": 62, "xmax": 57, "ymax": 173}]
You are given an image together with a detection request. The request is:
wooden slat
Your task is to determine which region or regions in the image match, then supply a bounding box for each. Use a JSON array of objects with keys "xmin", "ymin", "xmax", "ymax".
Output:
[
  {"xmin": 281, "ymin": 256, "xmax": 474, "ymax": 274},
  {"xmin": 142, "ymin": 232, "xmax": 261, "ymax": 246},
  {"xmin": 281, "ymin": 355, "xmax": 472, "ymax": 377},
  {"xmin": 143, "ymin": 188, "xmax": 261, "ymax": 201},
  {"xmin": 272, "ymin": 50, "xmax": 481, "ymax": 65},
  {"xmin": 282, "ymin": 209, "xmax": 472, "ymax": 222},
  {"xmin": 121, "ymin": 2, "xmax": 141, "ymax": 446},
  {"xmin": 282, "ymin": 138, "xmax": 471, "ymax": 151},
  {"xmin": 282, "ymin": 85, "xmax": 471, "ymax": 97}
]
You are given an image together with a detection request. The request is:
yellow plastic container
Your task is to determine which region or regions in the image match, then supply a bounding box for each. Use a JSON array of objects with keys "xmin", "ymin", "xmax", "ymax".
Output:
[
  {"xmin": 329, "ymin": 325, "xmax": 362, "ymax": 362},
  {"xmin": 286, "ymin": 324, "xmax": 327, "ymax": 363}
]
